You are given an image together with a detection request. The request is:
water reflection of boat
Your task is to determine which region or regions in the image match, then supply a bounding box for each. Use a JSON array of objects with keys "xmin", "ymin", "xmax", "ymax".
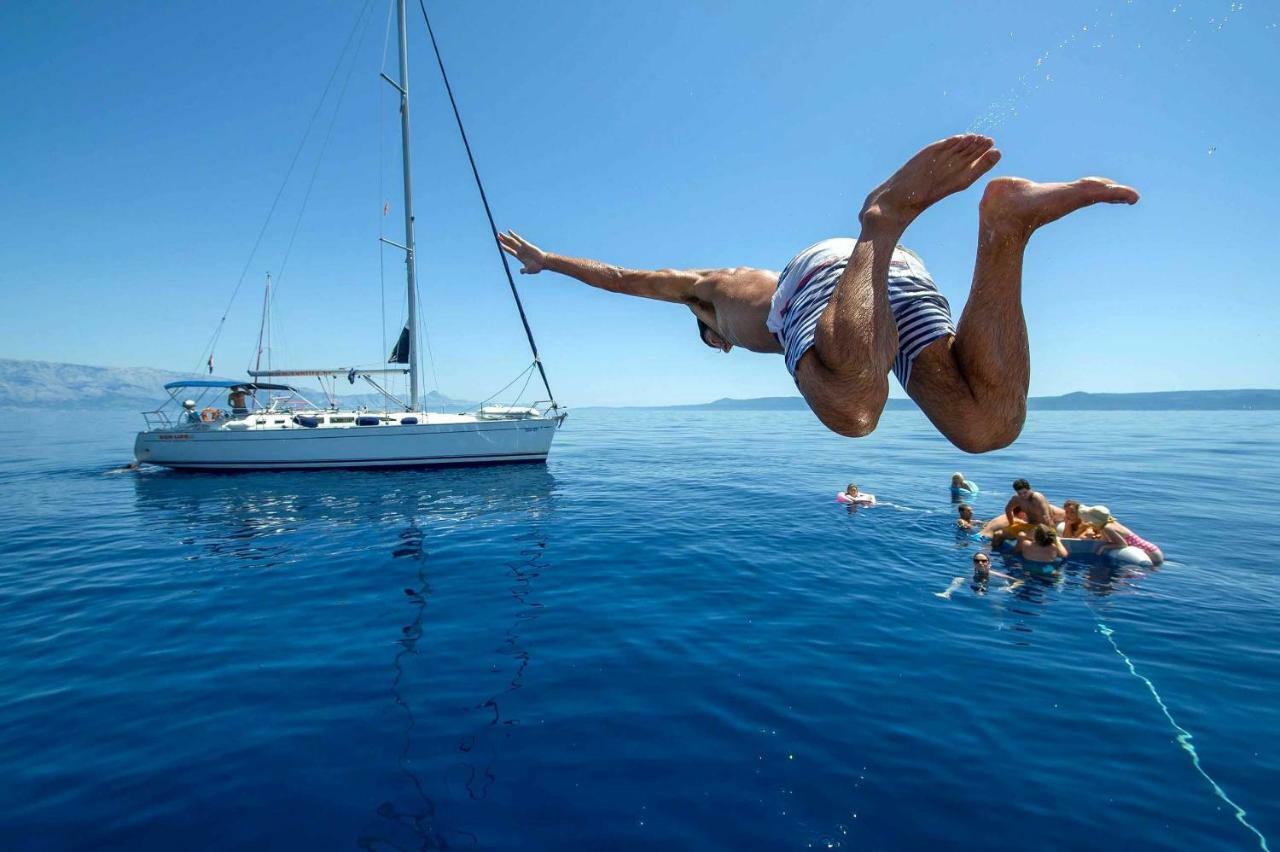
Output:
[
  {"xmin": 130, "ymin": 464, "xmax": 557, "ymax": 554},
  {"xmin": 130, "ymin": 463, "xmax": 556, "ymax": 847}
]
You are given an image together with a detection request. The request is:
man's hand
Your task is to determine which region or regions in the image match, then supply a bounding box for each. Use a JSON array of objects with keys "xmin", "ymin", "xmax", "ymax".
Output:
[{"xmin": 498, "ymin": 230, "xmax": 548, "ymax": 274}]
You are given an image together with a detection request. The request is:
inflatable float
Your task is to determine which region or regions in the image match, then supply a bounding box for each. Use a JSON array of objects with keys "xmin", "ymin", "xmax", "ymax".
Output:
[
  {"xmin": 837, "ymin": 492, "xmax": 875, "ymax": 506},
  {"xmin": 993, "ymin": 536, "xmax": 1154, "ymax": 569}
]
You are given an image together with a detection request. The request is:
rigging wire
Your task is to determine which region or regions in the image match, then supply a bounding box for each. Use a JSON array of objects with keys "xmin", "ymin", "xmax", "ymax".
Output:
[
  {"xmin": 377, "ymin": 0, "xmax": 390, "ymax": 380},
  {"xmin": 416, "ymin": 0, "xmax": 557, "ymax": 408},
  {"xmin": 471, "ymin": 361, "xmax": 535, "ymax": 412},
  {"xmin": 194, "ymin": 0, "xmax": 377, "ymax": 377},
  {"xmin": 273, "ymin": 0, "xmax": 378, "ymax": 293},
  {"xmin": 509, "ymin": 362, "xmax": 535, "ymax": 408}
]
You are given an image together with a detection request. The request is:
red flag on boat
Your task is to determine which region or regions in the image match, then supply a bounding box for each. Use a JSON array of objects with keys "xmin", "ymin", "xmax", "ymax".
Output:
[{"xmin": 383, "ymin": 202, "xmax": 389, "ymax": 216}]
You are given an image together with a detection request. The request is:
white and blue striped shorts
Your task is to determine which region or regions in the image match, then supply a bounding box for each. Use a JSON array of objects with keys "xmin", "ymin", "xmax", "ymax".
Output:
[{"xmin": 765, "ymin": 238, "xmax": 956, "ymax": 390}]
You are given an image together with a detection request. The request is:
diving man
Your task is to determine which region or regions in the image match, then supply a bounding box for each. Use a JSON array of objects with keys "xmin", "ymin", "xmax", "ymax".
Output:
[{"xmin": 500, "ymin": 134, "xmax": 1138, "ymax": 453}]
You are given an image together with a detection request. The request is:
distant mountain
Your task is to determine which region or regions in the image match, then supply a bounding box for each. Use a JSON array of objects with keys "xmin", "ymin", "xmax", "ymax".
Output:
[
  {"xmin": 4, "ymin": 359, "xmax": 1276, "ymax": 412},
  {"xmin": 656, "ymin": 389, "xmax": 1280, "ymax": 412},
  {"xmin": 0, "ymin": 359, "xmax": 473, "ymax": 410}
]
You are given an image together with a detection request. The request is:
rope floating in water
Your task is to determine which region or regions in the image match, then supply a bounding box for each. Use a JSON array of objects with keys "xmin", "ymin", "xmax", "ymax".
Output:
[{"xmin": 1095, "ymin": 620, "xmax": 1270, "ymax": 852}]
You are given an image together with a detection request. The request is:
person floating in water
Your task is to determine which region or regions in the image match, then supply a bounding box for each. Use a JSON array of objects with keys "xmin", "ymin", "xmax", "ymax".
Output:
[
  {"xmin": 936, "ymin": 551, "xmax": 1023, "ymax": 598},
  {"xmin": 500, "ymin": 134, "xmax": 1138, "ymax": 453},
  {"xmin": 838, "ymin": 482, "xmax": 875, "ymax": 505},
  {"xmin": 1009, "ymin": 524, "xmax": 1068, "ymax": 576},
  {"xmin": 950, "ymin": 472, "xmax": 979, "ymax": 498},
  {"xmin": 956, "ymin": 503, "xmax": 975, "ymax": 530}
]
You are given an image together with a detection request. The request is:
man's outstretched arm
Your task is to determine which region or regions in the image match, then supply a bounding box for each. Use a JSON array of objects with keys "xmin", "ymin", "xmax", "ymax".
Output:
[{"xmin": 498, "ymin": 230, "xmax": 703, "ymax": 304}]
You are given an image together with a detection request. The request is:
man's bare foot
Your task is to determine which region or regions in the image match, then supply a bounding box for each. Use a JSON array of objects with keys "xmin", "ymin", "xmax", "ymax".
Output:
[
  {"xmin": 979, "ymin": 176, "xmax": 1139, "ymax": 240},
  {"xmin": 859, "ymin": 134, "xmax": 1001, "ymax": 231}
]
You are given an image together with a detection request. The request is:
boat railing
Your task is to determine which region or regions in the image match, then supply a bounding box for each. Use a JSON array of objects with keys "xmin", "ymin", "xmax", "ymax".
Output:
[{"xmin": 142, "ymin": 408, "xmax": 173, "ymax": 430}]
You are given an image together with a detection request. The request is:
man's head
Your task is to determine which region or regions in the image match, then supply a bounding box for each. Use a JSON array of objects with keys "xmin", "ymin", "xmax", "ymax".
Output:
[
  {"xmin": 1012, "ymin": 478, "xmax": 1031, "ymax": 498},
  {"xmin": 697, "ymin": 318, "xmax": 733, "ymax": 353},
  {"xmin": 1033, "ymin": 524, "xmax": 1057, "ymax": 547},
  {"xmin": 958, "ymin": 504, "xmax": 973, "ymax": 521}
]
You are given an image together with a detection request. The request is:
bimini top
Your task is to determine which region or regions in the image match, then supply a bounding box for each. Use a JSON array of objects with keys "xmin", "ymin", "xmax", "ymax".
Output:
[{"xmin": 163, "ymin": 380, "xmax": 297, "ymax": 392}]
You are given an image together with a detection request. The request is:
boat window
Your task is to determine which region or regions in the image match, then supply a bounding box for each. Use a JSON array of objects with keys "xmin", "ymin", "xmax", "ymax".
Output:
[{"xmin": 330, "ymin": 416, "xmax": 354, "ymax": 424}]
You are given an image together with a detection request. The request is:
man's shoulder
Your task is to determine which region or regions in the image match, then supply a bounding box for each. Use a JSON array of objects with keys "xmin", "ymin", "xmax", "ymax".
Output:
[{"xmin": 701, "ymin": 267, "xmax": 778, "ymax": 292}]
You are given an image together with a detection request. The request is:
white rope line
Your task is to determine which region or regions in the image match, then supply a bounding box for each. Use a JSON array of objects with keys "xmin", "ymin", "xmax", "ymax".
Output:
[{"xmin": 1093, "ymin": 616, "xmax": 1270, "ymax": 851}]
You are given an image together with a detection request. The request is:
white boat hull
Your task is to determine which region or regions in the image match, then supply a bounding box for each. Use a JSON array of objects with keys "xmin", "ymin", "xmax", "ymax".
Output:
[{"xmin": 135, "ymin": 415, "xmax": 560, "ymax": 471}]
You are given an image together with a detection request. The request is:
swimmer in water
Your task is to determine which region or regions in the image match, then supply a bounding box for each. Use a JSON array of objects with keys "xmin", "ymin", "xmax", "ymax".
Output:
[
  {"xmin": 840, "ymin": 483, "xmax": 876, "ymax": 505},
  {"xmin": 1012, "ymin": 524, "xmax": 1067, "ymax": 575},
  {"xmin": 956, "ymin": 503, "xmax": 975, "ymax": 530},
  {"xmin": 936, "ymin": 552, "xmax": 1022, "ymax": 598},
  {"xmin": 950, "ymin": 472, "xmax": 978, "ymax": 496}
]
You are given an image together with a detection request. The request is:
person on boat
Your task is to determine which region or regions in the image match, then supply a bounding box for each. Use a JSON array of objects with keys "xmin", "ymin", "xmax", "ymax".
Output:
[
  {"xmin": 227, "ymin": 388, "xmax": 249, "ymax": 417},
  {"xmin": 839, "ymin": 483, "xmax": 875, "ymax": 505},
  {"xmin": 1060, "ymin": 499, "xmax": 1100, "ymax": 539},
  {"xmin": 499, "ymin": 134, "xmax": 1137, "ymax": 453},
  {"xmin": 979, "ymin": 505, "xmax": 1027, "ymax": 538},
  {"xmin": 182, "ymin": 399, "xmax": 201, "ymax": 424},
  {"xmin": 1011, "ymin": 524, "xmax": 1067, "ymax": 575},
  {"xmin": 956, "ymin": 503, "xmax": 976, "ymax": 530},
  {"xmin": 987, "ymin": 478, "xmax": 1055, "ymax": 541},
  {"xmin": 1078, "ymin": 505, "xmax": 1164, "ymax": 566},
  {"xmin": 950, "ymin": 472, "xmax": 979, "ymax": 498}
]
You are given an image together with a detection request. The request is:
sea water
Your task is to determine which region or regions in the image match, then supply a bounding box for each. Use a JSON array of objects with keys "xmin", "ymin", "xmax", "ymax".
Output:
[{"xmin": 1, "ymin": 408, "xmax": 1277, "ymax": 850}]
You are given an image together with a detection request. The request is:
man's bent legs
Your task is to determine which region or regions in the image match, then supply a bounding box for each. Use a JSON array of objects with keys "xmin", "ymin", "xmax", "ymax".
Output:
[
  {"xmin": 796, "ymin": 135, "xmax": 1001, "ymax": 438},
  {"xmin": 906, "ymin": 176, "xmax": 1140, "ymax": 453}
]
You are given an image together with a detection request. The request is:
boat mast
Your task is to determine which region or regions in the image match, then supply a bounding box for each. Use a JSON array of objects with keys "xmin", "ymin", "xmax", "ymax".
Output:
[
  {"xmin": 254, "ymin": 273, "xmax": 272, "ymax": 374},
  {"xmin": 395, "ymin": 0, "xmax": 420, "ymax": 410}
]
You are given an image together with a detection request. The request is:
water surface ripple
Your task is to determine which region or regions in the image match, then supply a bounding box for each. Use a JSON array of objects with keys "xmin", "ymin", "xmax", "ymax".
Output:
[{"xmin": 1, "ymin": 409, "xmax": 1277, "ymax": 850}]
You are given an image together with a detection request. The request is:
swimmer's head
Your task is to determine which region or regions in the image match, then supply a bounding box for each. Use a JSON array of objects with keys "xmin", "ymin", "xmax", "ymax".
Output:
[
  {"xmin": 951, "ymin": 473, "xmax": 965, "ymax": 487},
  {"xmin": 1063, "ymin": 499, "xmax": 1081, "ymax": 520},
  {"xmin": 697, "ymin": 318, "xmax": 732, "ymax": 353},
  {"xmin": 1033, "ymin": 524, "xmax": 1057, "ymax": 546},
  {"xmin": 972, "ymin": 552, "xmax": 990, "ymax": 578},
  {"xmin": 958, "ymin": 504, "xmax": 973, "ymax": 520},
  {"xmin": 1012, "ymin": 478, "xmax": 1031, "ymax": 497},
  {"xmin": 845, "ymin": 483, "xmax": 859, "ymax": 496}
]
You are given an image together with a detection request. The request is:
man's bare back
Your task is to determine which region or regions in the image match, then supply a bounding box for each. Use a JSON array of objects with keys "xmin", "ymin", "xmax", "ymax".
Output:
[{"xmin": 499, "ymin": 133, "xmax": 1138, "ymax": 453}]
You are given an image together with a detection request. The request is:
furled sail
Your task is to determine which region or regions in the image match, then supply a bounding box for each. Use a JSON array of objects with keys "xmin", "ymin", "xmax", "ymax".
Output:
[{"xmin": 388, "ymin": 326, "xmax": 411, "ymax": 364}]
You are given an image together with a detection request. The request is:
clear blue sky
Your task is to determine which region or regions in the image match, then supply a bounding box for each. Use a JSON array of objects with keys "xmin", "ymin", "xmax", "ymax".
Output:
[{"xmin": 2, "ymin": 0, "xmax": 1277, "ymax": 405}]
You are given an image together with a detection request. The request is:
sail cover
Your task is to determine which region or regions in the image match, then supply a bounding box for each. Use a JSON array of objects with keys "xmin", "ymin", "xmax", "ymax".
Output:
[{"xmin": 388, "ymin": 326, "xmax": 410, "ymax": 364}]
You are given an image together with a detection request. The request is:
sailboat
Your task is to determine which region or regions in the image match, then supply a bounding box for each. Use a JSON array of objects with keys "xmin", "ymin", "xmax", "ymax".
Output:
[{"xmin": 134, "ymin": 0, "xmax": 565, "ymax": 471}]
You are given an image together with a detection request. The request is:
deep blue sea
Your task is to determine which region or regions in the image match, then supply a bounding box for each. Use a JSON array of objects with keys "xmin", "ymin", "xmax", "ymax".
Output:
[{"xmin": 2, "ymin": 407, "xmax": 1278, "ymax": 851}]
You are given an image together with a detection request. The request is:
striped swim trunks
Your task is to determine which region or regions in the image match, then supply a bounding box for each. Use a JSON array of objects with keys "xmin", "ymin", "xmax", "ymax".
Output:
[{"xmin": 766, "ymin": 238, "xmax": 956, "ymax": 389}]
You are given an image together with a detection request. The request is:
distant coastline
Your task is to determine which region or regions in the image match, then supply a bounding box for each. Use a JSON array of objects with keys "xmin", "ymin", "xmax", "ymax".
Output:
[
  {"xmin": 0, "ymin": 358, "xmax": 471, "ymax": 409},
  {"xmin": 587, "ymin": 389, "xmax": 1280, "ymax": 412},
  {"xmin": 2, "ymin": 358, "xmax": 1277, "ymax": 411}
]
